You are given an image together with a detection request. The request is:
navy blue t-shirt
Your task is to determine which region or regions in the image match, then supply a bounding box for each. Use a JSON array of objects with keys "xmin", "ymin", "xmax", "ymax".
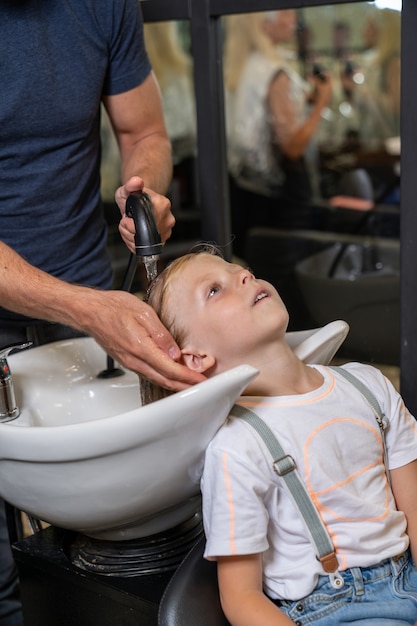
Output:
[{"xmin": 0, "ymin": 0, "xmax": 151, "ymax": 325}]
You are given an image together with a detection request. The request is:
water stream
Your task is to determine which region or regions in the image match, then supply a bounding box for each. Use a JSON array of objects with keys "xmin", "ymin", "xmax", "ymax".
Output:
[{"xmin": 143, "ymin": 255, "xmax": 159, "ymax": 283}]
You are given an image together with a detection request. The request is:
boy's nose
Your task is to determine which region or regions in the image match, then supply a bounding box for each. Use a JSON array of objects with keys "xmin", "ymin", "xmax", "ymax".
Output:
[{"xmin": 238, "ymin": 268, "xmax": 254, "ymax": 285}]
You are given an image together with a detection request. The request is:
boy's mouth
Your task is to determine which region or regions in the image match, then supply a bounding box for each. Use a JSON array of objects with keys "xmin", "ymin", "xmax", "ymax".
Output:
[{"xmin": 254, "ymin": 290, "xmax": 269, "ymax": 305}]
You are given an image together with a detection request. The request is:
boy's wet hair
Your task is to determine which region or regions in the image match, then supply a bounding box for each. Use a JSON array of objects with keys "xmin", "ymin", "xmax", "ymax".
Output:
[{"xmin": 141, "ymin": 243, "xmax": 223, "ymax": 405}]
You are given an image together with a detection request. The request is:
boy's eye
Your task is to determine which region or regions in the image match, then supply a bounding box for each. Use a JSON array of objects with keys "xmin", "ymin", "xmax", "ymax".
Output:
[{"xmin": 208, "ymin": 285, "xmax": 221, "ymax": 298}]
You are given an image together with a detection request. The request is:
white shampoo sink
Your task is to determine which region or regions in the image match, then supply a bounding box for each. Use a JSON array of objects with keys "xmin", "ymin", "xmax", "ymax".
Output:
[{"xmin": 0, "ymin": 321, "xmax": 348, "ymax": 541}]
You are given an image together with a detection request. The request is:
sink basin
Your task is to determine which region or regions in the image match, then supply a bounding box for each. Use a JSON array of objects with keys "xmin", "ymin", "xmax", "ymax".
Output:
[
  {"xmin": 286, "ymin": 319, "xmax": 349, "ymax": 364},
  {"xmin": 0, "ymin": 322, "xmax": 348, "ymax": 541},
  {"xmin": 295, "ymin": 240, "xmax": 400, "ymax": 364},
  {"xmin": 0, "ymin": 337, "xmax": 257, "ymax": 540}
]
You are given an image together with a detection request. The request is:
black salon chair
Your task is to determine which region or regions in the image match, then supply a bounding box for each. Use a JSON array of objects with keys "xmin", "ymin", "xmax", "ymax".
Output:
[{"xmin": 158, "ymin": 536, "xmax": 230, "ymax": 626}]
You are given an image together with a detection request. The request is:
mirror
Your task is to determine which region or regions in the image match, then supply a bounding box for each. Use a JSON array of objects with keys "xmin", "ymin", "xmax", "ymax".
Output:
[{"xmin": 222, "ymin": 2, "xmax": 401, "ymax": 367}]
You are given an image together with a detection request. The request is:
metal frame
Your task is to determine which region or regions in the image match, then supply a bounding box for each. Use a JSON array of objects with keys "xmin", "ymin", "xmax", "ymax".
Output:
[
  {"xmin": 399, "ymin": 1, "xmax": 417, "ymax": 413},
  {"xmin": 142, "ymin": 1, "xmax": 417, "ymax": 413}
]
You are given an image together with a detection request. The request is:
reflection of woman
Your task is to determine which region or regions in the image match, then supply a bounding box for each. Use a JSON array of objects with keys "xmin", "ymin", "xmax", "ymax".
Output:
[
  {"xmin": 144, "ymin": 22, "xmax": 196, "ymax": 166},
  {"xmin": 339, "ymin": 9, "xmax": 401, "ymax": 150},
  {"xmin": 224, "ymin": 10, "xmax": 332, "ymax": 256},
  {"xmin": 364, "ymin": 9, "xmax": 401, "ymax": 142}
]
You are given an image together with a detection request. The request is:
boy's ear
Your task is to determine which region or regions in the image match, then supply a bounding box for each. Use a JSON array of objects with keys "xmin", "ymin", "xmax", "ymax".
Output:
[{"xmin": 181, "ymin": 348, "xmax": 216, "ymax": 374}]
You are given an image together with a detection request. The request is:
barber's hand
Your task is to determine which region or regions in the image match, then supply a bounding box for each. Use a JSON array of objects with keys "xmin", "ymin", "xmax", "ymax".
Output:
[
  {"xmin": 86, "ymin": 290, "xmax": 205, "ymax": 391},
  {"xmin": 116, "ymin": 176, "xmax": 175, "ymax": 254}
]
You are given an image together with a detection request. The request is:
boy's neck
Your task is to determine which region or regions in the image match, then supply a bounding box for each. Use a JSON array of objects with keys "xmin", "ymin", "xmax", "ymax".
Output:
[{"xmin": 241, "ymin": 345, "xmax": 324, "ymax": 397}]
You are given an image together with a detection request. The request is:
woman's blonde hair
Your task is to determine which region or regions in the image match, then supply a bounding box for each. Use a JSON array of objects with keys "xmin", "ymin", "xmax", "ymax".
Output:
[
  {"xmin": 141, "ymin": 244, "xmax": 223, "ymax": 405},
  {"xmin": 223, "ymin": 12, "xmax": 284, "ymax": 92},
  {"xmin": 144, "ymin": 21, "xmax": 191, "ymax": 89},
  {"xmin": 373, "ymin": 9, "xmax": 401, "ymax": 68}
]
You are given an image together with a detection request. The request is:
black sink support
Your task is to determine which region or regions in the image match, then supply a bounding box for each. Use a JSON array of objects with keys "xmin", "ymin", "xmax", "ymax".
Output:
[{"xmin": 13, "ymin": 519, "xmax": 203, "ymax": 626}]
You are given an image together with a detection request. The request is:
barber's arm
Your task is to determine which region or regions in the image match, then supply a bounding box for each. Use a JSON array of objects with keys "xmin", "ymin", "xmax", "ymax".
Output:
[
  {"xmin": 0, "ymin": 241, "xmax": 205, "ymax": 390},
  {"xmin": 103, "ymin": 73, "xmax": 175, "ymax": 253}
]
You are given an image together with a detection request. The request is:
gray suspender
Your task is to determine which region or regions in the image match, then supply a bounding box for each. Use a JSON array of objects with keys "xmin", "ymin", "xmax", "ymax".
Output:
[
  {"xmin": 230, "ymin": 366, "xmax": 389, "ymax": 578},
  {"xmin": 230, "ymin": 403, "xmax": 339, "ymax": 575}
]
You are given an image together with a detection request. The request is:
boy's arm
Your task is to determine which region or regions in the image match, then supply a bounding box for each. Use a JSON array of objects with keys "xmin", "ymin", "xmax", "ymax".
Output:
[
  {"xmin": 390, "ymin": 459, "xmax": 417, "ymax": 563},
  {"xmin": 217, "ymin": 554, "xmax": 295, "ymax": 625}
]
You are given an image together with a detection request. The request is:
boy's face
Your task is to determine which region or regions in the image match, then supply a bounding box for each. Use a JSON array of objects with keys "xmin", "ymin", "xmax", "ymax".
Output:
[{"xmin": 166, "ymin": 254, "xmax": 289, "ymax": 373}]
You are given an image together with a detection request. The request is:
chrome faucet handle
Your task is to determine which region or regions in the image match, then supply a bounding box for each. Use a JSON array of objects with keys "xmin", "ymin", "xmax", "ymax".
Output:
[
  {"xmin": 0, "ymin": 342, "xmax": 32, "ymax": 362},
  {"xmin": 0, "ymin": 342, "xmax": 32, "ymax": 422}
]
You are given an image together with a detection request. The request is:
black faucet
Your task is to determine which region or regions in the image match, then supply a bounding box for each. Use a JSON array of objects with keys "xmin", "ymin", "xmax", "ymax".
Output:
[{"xmin": 125, "ymin": 190, "xmax": 163, "ymax": 259}]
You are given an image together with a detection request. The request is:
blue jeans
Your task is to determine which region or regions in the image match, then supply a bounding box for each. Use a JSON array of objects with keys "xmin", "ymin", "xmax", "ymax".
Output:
[
  {"xmin": 0, "ymin": 322, "xmax": 86, "ymax": 626},
  {"xmin": 277, "ymin": 551, "xmax": 417, "ymax": 625}
]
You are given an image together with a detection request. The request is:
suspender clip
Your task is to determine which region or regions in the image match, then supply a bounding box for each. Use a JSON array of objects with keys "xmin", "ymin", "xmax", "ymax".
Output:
[
  {"xmin": 273, "ymin": 455, "xmax": 296, "ymax": 476},
  {"xmin": 319, "ymin": 551, "xmax": 339, "ymax": 573}
]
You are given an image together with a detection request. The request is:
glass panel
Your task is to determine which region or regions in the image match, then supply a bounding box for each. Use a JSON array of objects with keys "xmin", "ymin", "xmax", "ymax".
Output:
[
  {"xmin": 223, "ymin": 2, "xmax": 401, "ymax": 371},
  {"xmin": 144, "ymin": 20, "xmax": 197, "ymax": 209}
]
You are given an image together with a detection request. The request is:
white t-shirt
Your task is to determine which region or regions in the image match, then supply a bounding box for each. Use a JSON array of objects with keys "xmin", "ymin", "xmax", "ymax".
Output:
[{"xmin": 201, "ymin": 363, "xmax": 417, "ymax": 601}]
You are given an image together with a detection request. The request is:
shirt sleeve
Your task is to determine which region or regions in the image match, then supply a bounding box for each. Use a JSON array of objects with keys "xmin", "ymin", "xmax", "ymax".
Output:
[
  {"xmin": 201, "ymin": 424, "xmax": 272, "ymax": 560},
  {"xmin": 102, "ymin": 0, "xmax": 152, "ymax": 95},
  {"xmin": 343, "ymin": 363, "xmax": 417, "ymax": 470}
]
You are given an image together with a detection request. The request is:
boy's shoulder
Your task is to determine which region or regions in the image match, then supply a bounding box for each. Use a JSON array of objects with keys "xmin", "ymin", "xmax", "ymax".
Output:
[
  {"xmin": 333, "ymin": 361, "xmax": 387, "ymax": 385},
  {"xmin": 207, "ymin": 408, "xmax": 265, "ymax": 455},
  {"xmin": 332, "ymin": 361, "xmax": 398, "ymax": 410}
]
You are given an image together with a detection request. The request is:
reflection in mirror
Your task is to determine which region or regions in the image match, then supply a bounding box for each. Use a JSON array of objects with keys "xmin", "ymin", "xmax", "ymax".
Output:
[
  {"xmin": 300, "ymin": 4, "xmax": 401, "ymax": 193},
  {"xmin": 223, "ymin": 2, "xmax": 401, "ymax": 371},
  {"xmin": 143, "ymin": 21, "xmax": 200, "ymax": 250},
  {"xmin": 144, "ymin": 22, "xmax": 195, "ymax": 163},
  {"xmin": 223, "ymin": 7, "xmax": 331, "ymax": 255},
  {"xmin": 100, "ymin": 107, "xmax": 120, "ymax": 203}
]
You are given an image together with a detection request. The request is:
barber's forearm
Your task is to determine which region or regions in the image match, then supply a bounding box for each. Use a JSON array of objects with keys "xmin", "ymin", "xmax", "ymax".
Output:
[
  {"xmin": 0, "ymin": 240, "xmax": 99, "ymax": 332},
  {"xmin": 121, "ymin": 133, "xmax": 173, "ymax": 195},
  {"xmin": 0, "ymin": 241, "xmax": 208, "ymax": 388}
]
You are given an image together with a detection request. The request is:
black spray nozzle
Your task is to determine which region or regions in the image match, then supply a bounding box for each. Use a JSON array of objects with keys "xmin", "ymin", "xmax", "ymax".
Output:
[
  {"xmin": 125, "ymin": 191, "xmax": 163, "ymax": 257},
  {"xmin": 312, "ymin": 63, "xmax": 328, "ymax": 83},
  {"xmin": 344, "ymin": 60, "xmax": 358, "ymax": 77}
]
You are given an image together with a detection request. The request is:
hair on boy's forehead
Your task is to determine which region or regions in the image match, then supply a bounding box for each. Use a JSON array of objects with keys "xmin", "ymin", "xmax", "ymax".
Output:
[{"xmin": 145, "ymin": 248, "xmax": 219, "ymax": 315}]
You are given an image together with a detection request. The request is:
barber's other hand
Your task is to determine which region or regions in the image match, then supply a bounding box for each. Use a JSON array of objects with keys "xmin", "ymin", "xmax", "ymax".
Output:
[{"xmin": 116, "ymin": 176, "xmax": 175, "ymax": 254}]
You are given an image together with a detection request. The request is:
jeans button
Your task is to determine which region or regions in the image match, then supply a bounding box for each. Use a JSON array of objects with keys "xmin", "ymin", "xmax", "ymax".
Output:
[{"xmin": 296, "ymin": 603, "xmax": 303, "ymax": 611}]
